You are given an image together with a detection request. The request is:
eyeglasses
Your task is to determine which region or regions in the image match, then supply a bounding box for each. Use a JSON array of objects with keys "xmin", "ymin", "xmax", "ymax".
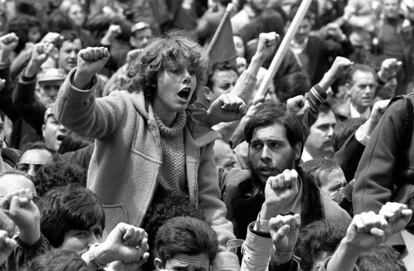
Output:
[{"xmin": 15, "ymin": 163, "xmax": 44, "ymax": 175}]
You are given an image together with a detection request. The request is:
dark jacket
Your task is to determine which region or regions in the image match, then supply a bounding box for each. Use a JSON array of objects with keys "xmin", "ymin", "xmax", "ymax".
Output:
[{"xmin": 353, "ymin": 93, "xmax": 414, "ymax": 214}]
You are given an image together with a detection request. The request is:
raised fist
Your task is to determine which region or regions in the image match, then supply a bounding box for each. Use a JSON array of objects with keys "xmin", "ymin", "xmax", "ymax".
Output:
[
  {"xmin": 74, "ymin": 47, "xmax": 110, "ymax": 89},
  {"xmin": 261, "ymin": 169, "xmax": 300, "ymax": 220},
  {"xmin": 255, "ymin": 32, "xmax": 279, "ymax": 61}
]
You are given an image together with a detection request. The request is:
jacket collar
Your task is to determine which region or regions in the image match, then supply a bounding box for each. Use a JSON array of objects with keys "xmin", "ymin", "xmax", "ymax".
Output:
[{"xmin": 130, "ymin": 90, "xmax": 220, "ymax": 147}]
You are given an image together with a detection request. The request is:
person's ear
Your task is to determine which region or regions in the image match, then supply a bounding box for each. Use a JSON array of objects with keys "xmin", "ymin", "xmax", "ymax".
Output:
[
  {"xmin": 293, "ymin": 143, "xmax": 302, "ymax": 161},
  {"xmin": 345, "ymin": 83, "xmax": 352, "ymax": 96},
  {"xmin": 204, "ymin": 86, "xmax": 215, "ymax": 102},
  {"xmin": 154, "ymin": 258, "xmax": 163, "ymax": 270},
  {"xmin": 42, "ymin": 124, "xmax": 46, "ymax": 138}
]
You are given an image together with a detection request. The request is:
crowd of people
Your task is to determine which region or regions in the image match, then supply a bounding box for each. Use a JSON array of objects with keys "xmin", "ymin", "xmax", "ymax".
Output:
[{"xmin": 0, "ymin": 0, "xmax": 412, "ymax": 270}]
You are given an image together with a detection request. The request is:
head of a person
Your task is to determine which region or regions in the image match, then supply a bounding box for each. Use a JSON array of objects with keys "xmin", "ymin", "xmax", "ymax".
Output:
[
  {"xmin": 346, "ymin": 64, "xmax": 377, "ymax": 112},
  {"xmin": 205, "ymin": 61, "xmax": 239, "ymax": 103},
  {"xmin": 280, "ymin": 0, "xmax": 299, "ymax": 16},
  {"xmin": 25, "ymin": 249, "xmax": 89, "ymax": 271},
  {"xmin": 244, "ymin": 102, "xmax": 305, "ymax": 184},
  {"xmin": 130, "ymin": 22, "xmax": 153, "ymax": 49},
  {"xmin": 126, "ymin": 33, "xmax": 206, "ymax": 112},
  {"xmin": 214, "ymin": 139, "xmax": 238, "ymax": 171},
  {"xmin": 0, "ymin": 171, "xmax": 37, "ymax": 236},
  {"xmin": 56, "ymin": 30, "xmax": 82, "ymax": 73},
  {"xmin": 31, "ymin": 159, "xmax": 86, "ymax": 197},
  {"xmin": 295, "ymin": 219, "xmax": 347, "ymax": 271},
  {"xmin": 36, "ymin": 68, "xmax": 66, "ymax": 106},
  {"xmin": 142, "ymin": 194, "xmax": 205, "ymax": 270},
  {"xmin": 153, "ymin": 216, "xmax": 218, "ymax": 271},
  {"xmin": 383, "ymin": 0, "xmax": 402, "ymax": 19},
  {"xmin": 16, "ymin": 142, "xmax": 55, "ymax": 179},
  {"xmin": 60, "ymin": 1, "xmax": 85, "ymax": 27},
  {"xmin": 233, "ymin": 35, "xmax": 246, "ymax": 58},
  {"xmin": 356, "ymin": 245, "xmax": 407, "ymax": 271},
  {"xmin": 47, "ymin": 10, "xmax": 75, "ymax": 33},
  {"xmin": 301, "ymin": 158, "xmax": 347, "ymax": 199},
  {"xmin": 7, "ymin": 15, "xmax": 42, "ymax": 53},
  {"xmin": 304, "ymin": 103, "xmax": 337, "ymax": 159},
  {"xmin": 275, "ymin": 72, "xmax": 311, "ymax": 103},
  {"xmin": 42, "ymin": 106, "xmax": 69, "ymax": 152},
  {"xmin": 39, "ymin": 184, "xmax": 105, "ymax": 253},
  {"xmin": 248, "ymin": 0, "xmax": 270, "ymax": 13},
  {"xmin": 290, "ymin": 6, "xmax": 315, "ymax": 43}
]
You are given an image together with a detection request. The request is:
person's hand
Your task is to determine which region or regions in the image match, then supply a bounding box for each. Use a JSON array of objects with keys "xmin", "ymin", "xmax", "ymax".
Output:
[
  {"xmin": 286, "ymin": 95, "xmax": 309, "ymax": 119},
  {"xmin": 253, "ymin": 32, "xmax": 279, "ymax": 62},
  {"xmin": 261, "ymin": 169, "xmax": 300, "ymax": 220},
  {"xmin": 107, "ymin": 24, "xmax": 122, "ymax": 38},
  {"xmin": 0, "ymin": 33, "xmax": 19, "ymax": 62},
  {"xmin": 343, "ymin": 211, "xmax": 388, "ymax": 251},
  {"xmin": 379, "ymin": 202, "xmax": 412, "ymax": 236},
  {"xmin": 325, "ymin": 23, "xmax": 347, "ymax": 41},
  {"xmin": 0, "ymin": 230, "xmax": 16, "ymax": 265},
  {"xmin": 24, "ymin": 42, "xmax": 55, "ymax": 77},
  {"xmin": 101, "ymin": 25, "xmax": 122, "ymax": 46},
  {"xmin": 126, "ymin": 48, "xmax": 142, "ymax": 65},
  {"xmin": 74, "ymin": 47, "xmax": 110, "ymax": 89},
  {"xmin": 369, "ymin": 99, "xmax": 390, "ymax": 124},
  {"xmin": 378, "ymin": 58, "xmax": 402, "ymax": 83},
  {"xmin": 207, "ymin": 93, "xmax": 246, "ymax": 126},
  {"xmin": 270, "ymin": 213, "xmax": 300, "ymax": 264},
  {"xmin": 0, "ymin": 189, "xmax": 41, "ymax": 245},
  {"xmin": 40, "ymin": 32, "xmax": 63, "ymax": 46},
  {"xmin": 325, "ymin": 56, "xmax": 353, "ymax": 81},
  {"xmin": 93, "ymin": 223, "xmax": 149, "ymax": 266}
]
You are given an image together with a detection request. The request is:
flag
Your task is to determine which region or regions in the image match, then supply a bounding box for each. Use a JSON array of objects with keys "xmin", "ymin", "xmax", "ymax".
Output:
[{"xmin": 207, "ymin": 5, "xmax": 237, "ymax": 69}]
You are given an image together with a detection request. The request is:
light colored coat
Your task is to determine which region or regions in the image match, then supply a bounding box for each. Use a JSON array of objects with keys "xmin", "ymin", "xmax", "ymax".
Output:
[{"xmin": 54, "ymin": 69, "xmax": 236, "ymax": 250}]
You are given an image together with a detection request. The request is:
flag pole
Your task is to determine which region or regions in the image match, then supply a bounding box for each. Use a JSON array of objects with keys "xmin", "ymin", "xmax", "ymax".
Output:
[
  {"xmin": 207, "ymin": 3, "xmax": 234, "ymax": 60},
  {"xmin": 254, "ymin": 0, "xmax": 313, "ymax": 101}
]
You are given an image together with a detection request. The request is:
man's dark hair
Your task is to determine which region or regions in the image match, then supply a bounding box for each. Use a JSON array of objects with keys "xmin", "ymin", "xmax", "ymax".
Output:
[
  {"xmin": 356, "ymin": 245, "xmax": 406, "ymax": 271},
  {"xmin": 55, "ymin": 30, "xmax": 82, "ymax": 49},
  {"xmin": 125, "ymin": 32, "xmax": 206, "ymax": 104},
  {"xmin": 154, "ymin": 216, "xmax": 218, "ymax": 265},
  {"xmin": 244, "ymin": 102, "xmax": 306, "ymax": 163},
  {"xmin": 345, "ymin": 64, "xmax": 377, "ymax": 85},
  {"xmin": 275, "ymin": 72, "xmax": 311, "ymax": 103},
  {"xmin": 39, "ymin": 184, "xmax": 105, "ymax": 247},
  {"xmin": 32, "ymin": 160, "xmax": 86, "ymax": 197},
  {"xmin": 141, "ymin": 194, "xmax": 205, "ymax": 270},
  {"xmin": 26, "ymin": 249, "xmax": 89, "ymax": 271},
  {"xmin": 295, "ymin": 219, "xmax": 347, "ymax": 271}
]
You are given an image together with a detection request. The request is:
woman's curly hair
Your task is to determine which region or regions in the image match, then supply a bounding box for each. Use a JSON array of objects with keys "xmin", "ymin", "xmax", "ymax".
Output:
[{"xmin": 125, "ymin": 32, "xmax": 207, "ymax": 105}]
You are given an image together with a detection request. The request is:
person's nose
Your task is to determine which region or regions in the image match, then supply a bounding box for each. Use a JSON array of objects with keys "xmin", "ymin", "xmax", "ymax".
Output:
[
  {"xmin": 183, "ymin": 69, "xmax": 191, "ymax": 85},
  {"xmin": 26, "ymin": 165, "xmax": 37, "ymax": 178},
  {"xmin": 327, "ymin": 125, "xmax": 334, "ymax": 138},
  {"xmin": 260, "ymin": 144, "xmax": 272, "ymax": 161},
  {"xmin": 69, "ymin": 50, "xmax": 77, "ymax": 59}
]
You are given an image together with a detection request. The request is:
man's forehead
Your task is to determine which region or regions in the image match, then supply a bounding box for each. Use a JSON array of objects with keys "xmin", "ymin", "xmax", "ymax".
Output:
[
  {"xmin": 60, "ymin": 39, "xmax": 82, "ymax": 49},
  {"xmin": 351, "ymin": 70, "xmax": 376, "ymax": 83},
  {"xmin": 251, "ymin": 123, "xmax": 288, "ymax": 141}
]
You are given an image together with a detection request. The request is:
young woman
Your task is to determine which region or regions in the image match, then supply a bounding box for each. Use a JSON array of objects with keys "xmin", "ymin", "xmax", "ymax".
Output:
[{"xmin": 54, "ymin": 33, "xmax": 242, "ymax": 269}]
